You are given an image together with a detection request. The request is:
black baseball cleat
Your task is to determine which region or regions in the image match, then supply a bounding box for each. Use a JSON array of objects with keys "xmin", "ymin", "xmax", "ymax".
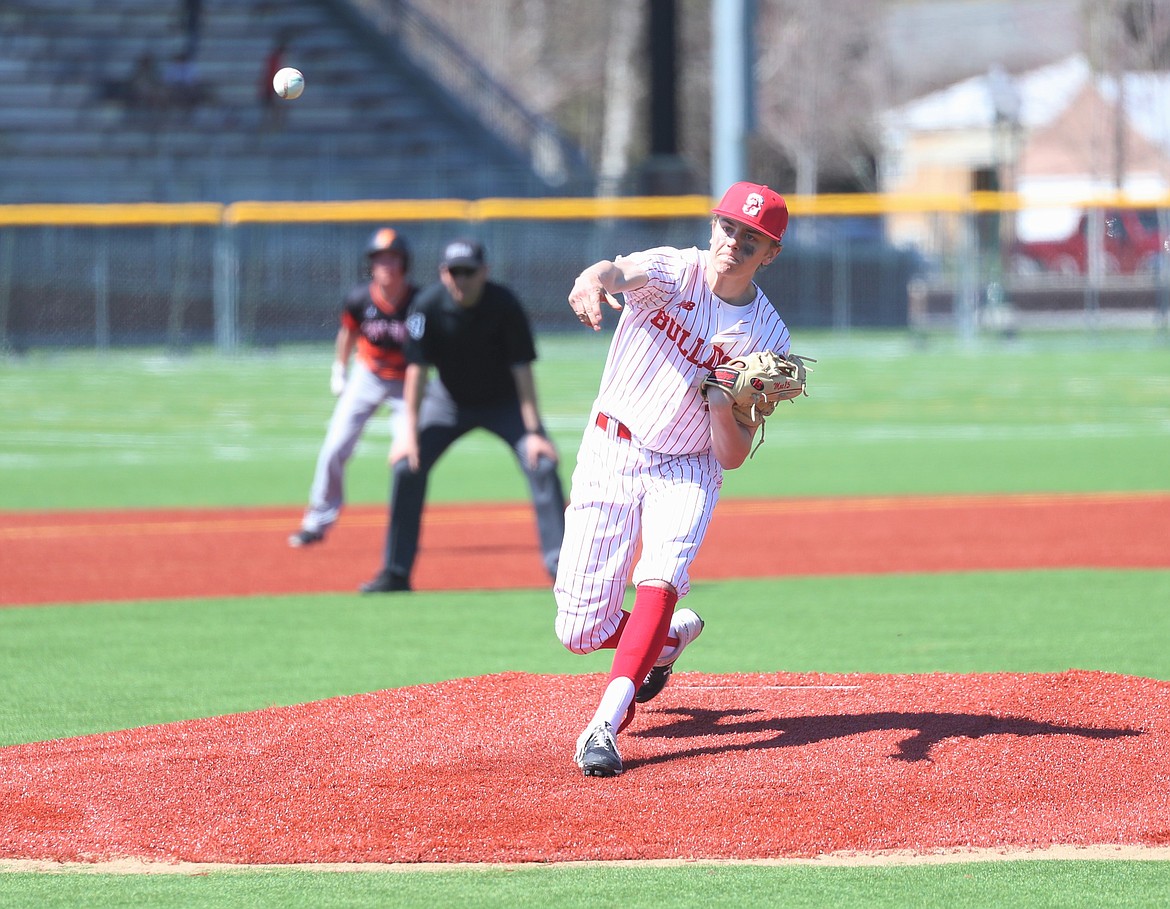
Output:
[
  {"xmin": 635, "ymin": 664, "xmax": 673, "ymax": 704},
  {"xmin": 359, "ymin": 571, "xmax": 412, "ymax": 594},
  {"xmin": 574, "ymin": 721, "xmax": 623, "ymax": 777},
  {"xmin": 288, "ymin": 529, "xmax": 325, "ymax": 548},
  {"xmin": 635, "ymin": 608, "xmax": 704, "ymax": 703}
]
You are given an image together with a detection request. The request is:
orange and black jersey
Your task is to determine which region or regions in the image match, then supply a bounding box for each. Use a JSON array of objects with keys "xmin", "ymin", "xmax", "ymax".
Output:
[{"xmin": 340, "ymin": 281, "xmax": 417, "ymax": 381}]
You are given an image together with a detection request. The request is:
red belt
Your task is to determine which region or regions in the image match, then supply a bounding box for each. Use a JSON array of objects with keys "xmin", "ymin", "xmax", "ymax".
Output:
[{"xmin": 595, "ymin": 412, "xmax": 632, "ymax": 440}]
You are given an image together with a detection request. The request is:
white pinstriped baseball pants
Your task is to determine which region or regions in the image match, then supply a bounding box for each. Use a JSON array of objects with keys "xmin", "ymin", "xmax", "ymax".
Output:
[{"xmin": 553, "ymin": 414, "xmax": 722, "ymax": 655}]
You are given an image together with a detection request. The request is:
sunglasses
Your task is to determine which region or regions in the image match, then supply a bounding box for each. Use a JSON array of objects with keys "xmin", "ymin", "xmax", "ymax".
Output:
[{"xmin": 446, "ymin": 266, "xmax": 479, "ymax": 278}]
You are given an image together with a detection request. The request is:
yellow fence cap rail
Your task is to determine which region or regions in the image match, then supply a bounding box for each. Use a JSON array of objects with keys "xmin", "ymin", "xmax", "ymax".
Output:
[
  {"xmin": 0, "ymin": 203, "xmax": 223, "ymax": 226},
  {"xmin": 225, "ymin": 199, "xmax": 473, "ymax": 224},
  {"xmin": 470, "ymin": 195, "xmax": 716, "ymax": 220},
  {"xmin": 7, "ymin": 191, "xmax": 1170, "ymax": 228}
]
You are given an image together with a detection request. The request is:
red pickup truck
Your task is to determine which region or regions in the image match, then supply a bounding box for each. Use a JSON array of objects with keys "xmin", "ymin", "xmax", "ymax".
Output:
[{"xmin": 1010, "ymin": 208, "xmax": 1169, "ymax": 276}]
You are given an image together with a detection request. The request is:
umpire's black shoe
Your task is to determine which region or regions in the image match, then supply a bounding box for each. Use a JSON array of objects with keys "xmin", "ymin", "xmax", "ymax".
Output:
[{"xmin": 359, "ymin": 571, "xmax": 412, "ymax": 594}]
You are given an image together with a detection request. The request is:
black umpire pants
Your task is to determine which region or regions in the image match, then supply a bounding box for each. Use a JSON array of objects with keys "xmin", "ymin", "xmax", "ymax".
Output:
[{"xmin": 380, "ymin": 381, "xmax": 566, "ymax": 583}]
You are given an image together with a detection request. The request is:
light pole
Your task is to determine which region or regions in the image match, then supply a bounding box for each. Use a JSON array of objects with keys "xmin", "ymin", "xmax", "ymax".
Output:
[
  {"xmin": 984, "ymin": 64, "xmax": 1022, "ymax": 336},
  {"xmin": 711, "ymin": 0, "xmax": 752, "ymax": 196}
]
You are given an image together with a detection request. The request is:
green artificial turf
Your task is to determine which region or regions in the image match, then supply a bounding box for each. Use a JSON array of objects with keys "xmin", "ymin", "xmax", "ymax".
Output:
[
  {"xmin": 2, "ymin": 331, "xmax": 1168, "ymax": 510},
  {"xmin": 3, "ymin": 570, "xmax": 1167, "ymax": 747},
  {"xmin": 2, "ymin": 856, "xmax": 1169, "ymax": 909}
]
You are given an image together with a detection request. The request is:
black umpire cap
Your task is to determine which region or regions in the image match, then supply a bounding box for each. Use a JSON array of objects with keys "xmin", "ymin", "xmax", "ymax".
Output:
[
  {"xmin": 441, "ymin": 238, "xmax": 486, "ymax": 270},
  {"xmin": 366, "ymin": 227, "xmax": 411, "ymax": 270}
]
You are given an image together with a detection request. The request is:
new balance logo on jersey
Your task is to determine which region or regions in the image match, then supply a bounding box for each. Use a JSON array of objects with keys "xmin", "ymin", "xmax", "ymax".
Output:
[{"xmin": 650, "ymin": 307, "xmax": 728, "ymax": 370}]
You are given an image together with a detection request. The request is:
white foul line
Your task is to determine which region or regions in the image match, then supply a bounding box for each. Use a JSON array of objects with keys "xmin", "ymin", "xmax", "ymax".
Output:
[{"xmin": 675, "ymin": 685, "xmax": 862, "ymax": 691}]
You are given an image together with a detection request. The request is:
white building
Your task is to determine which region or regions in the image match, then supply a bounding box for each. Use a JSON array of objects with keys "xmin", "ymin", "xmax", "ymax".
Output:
[{"xmin": 882, "ymin": 55, "xmax": 1170, "ymax": 244}]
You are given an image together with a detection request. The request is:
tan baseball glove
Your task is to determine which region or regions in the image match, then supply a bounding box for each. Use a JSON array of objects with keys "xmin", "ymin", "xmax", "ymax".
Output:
[{"xmin": 702, "ymin": 350, "xmax": 813, "ymax": 452}]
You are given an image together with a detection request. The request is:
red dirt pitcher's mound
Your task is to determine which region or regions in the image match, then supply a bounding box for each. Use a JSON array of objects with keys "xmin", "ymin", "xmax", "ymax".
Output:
[{"xmin": 2, "ymin": 671, "xmax": 1169, "ymax": 865}]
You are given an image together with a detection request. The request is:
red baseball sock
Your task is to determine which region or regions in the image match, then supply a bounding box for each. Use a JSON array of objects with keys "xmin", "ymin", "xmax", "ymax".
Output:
[
  {"xmin": 597, "ymin": 609, "xmax": 680, "ymax": 650},
  {"xmin": 606, "ymin": 586, "xmax": 677, "ymax": 732},
  {"xmin": 608, "ymin": 585, "xmax": 678, "ymax": 691}
]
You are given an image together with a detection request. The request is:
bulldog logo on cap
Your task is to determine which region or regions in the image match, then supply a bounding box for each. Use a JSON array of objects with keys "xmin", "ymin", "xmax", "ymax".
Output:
[{"xmin": 712, "ymin": 181, "xmax": 789, "ymax": 243}]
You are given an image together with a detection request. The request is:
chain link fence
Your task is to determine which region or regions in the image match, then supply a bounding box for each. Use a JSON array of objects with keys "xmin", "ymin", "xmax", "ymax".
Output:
[{"xmin": 2, "ymin": 194, "xmax": 1167, "ymax": 351}]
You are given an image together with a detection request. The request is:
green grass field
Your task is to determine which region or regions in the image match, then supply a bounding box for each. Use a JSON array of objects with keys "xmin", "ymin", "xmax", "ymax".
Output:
[
  {"xmin": 2, "ymin": 329, "xmax": 1170, "ymax": 907},
  {"xmin": 2, "ymin": 330, "xmax": 1168, "ymax": 510}
]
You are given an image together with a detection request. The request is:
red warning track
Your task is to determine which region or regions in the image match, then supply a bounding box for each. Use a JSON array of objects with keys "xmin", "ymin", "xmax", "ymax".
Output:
[{"xmin": 2, "ymin": 491, "xmax": 1169, "ymax": 606}]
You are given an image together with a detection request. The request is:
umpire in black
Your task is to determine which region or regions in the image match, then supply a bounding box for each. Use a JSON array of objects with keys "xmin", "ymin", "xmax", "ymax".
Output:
[{"xmin": 360, "ymin": 238, "xmax": 566, "ymax": 593}]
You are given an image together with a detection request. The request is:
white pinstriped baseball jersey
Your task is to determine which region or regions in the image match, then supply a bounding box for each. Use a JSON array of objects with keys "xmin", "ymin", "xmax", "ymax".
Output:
[
  {"xmin": 553, "ymin": 244, "xmax": 793, "ymax": 654},
  {"xmin": 593, "ymin": 245, "xmax": 791, "ymax": 455}
]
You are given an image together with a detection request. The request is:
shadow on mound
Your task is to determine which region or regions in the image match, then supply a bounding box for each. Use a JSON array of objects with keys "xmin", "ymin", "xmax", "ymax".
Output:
[{"xmin": 631, "ymin": 707, "xmax": 1141, "ymax": 766}]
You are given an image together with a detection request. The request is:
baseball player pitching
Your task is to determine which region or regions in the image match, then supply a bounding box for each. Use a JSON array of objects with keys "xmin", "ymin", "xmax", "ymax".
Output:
[
  {"xmin": 288, "ymin": 228, "xmax": 416, "ymax": 547},
  {"xmin": 555, "ymin": 182, "xmax": 795, "ymax": 777}
]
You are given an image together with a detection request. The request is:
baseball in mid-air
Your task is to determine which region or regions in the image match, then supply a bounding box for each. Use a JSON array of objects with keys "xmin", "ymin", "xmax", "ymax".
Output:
[{"xmin": 273, "ymin": 67, "xmax": 305, "ymax": 100}]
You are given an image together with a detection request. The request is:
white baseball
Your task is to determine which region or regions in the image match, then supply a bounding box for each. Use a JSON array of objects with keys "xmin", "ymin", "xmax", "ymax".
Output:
[{"xmin": 272, "ymin": 67, "xmax": 305, "ymax": 100}]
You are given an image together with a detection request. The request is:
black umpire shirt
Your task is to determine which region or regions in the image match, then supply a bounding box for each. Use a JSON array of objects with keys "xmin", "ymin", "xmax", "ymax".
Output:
[{"xmin": 404, "ymin": 280, "xmax": 538, "ymax": 407}]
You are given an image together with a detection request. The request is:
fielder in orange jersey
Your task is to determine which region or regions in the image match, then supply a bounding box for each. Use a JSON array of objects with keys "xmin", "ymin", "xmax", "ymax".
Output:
[
  {"xmin": 556, "ymin": 182, "xmax": 795, "ymax": 777},
  {"xmin": 288, "ymin": 228, "xmax": 416, "ymax": 548}
]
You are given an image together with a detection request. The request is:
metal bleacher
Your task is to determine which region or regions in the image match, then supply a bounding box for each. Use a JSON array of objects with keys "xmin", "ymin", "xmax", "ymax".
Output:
[{"xmin": 0, "ymin": 0, "xmax": 588, "ymax": 203}]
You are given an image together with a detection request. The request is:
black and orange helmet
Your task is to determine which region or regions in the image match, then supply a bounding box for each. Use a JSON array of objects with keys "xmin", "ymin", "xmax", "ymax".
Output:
[{"xmin": 365, "ymin": 227, "xmax": 411, "ymax": 270}]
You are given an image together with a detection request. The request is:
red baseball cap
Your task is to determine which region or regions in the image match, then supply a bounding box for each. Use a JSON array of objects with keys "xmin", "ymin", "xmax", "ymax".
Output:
[{"xmin": 712, "ymin": 182, "xmax": 789, "ymax": 243}]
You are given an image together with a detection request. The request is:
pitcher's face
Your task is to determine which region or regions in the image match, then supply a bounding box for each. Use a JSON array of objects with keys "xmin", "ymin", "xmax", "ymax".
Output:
[{"xmin": 709, "ymin": 216, "xmax": 781, "ymax": 275}]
